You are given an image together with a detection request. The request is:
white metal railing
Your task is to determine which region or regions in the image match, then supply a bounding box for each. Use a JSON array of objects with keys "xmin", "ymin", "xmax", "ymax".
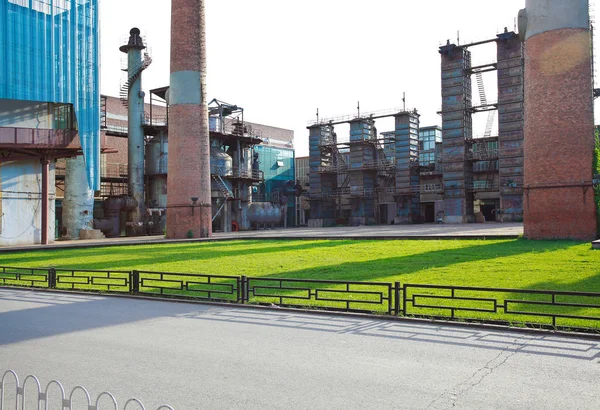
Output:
[
  {"xmin": 211, "ymin": 167, "xmax": 264, "ymax": 181},
  {"xmin": 1, "ymin": 369, "xmax": 173, "ymax": 410}
]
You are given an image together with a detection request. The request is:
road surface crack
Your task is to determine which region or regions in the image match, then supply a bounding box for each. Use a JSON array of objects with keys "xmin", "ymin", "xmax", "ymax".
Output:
[{"xmin": 426, "ymin": 337, "xmax": 531, "ymax": 409}]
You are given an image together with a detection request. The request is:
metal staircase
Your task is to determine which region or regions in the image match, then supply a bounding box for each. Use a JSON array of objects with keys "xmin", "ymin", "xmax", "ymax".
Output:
[
  {"xmin": 211, "ymin": 174, "xmax": 234, "ymax": 199},
  {"xmin": 376, "ymin": 144, "xmax": 396, "ymax": 189},
  {"xmin": 211, "ymin": 174, "xmax": 234, "ymax": 222},
  {"xmin": 119, "ymin": 51, "xmax": 153, "ymax": 108},
  {"xmin": 475, "ymin": 70, "xmax": 496, "ymax": 137}
]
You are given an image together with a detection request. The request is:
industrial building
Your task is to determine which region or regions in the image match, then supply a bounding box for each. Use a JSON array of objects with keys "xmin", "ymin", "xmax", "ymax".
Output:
[
  {"xmin": 0, "ymin": 0, "xmax": 102, "ymax": 246},
  {"xmin": 1, "ymin": 0, "xmax": 597, "ymax": 244},
  {"xmin": 82, "ymin": 27, "xmax": 295, "ymax": 236},
  {"xmin": 1, "ymin": 13, "xmax": 296, "ymax": 245},
  {"xmin": 92, "ymin": 88, "xmax": 297, "ymax": 235},
  {"xmin": 303, "ymin": 0, "xmax": 598, "ymax": 240},
  {"xmin": 305, "ymin": 29, "xmax": 525, "ymax": 227}
]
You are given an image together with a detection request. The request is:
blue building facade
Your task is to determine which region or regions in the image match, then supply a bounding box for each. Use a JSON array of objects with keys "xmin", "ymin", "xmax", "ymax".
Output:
[
  {"xmin": 0, "ymin": 0, "xmax": 101, "ymax": 189},
  {"xmin": 255, "ymin": 145, "xmax": 296, "ymax": 227}
]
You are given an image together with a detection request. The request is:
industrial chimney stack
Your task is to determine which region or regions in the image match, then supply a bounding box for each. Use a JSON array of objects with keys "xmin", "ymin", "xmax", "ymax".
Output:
[
  {"xmin": 520, "ymin": 0, "xmax": 598, "ymax": 240},
  {"xmin": 120, "ymin": 28, "xmax": 147, "ymax": 235},
  {"xmin": 167, "ymin": 0, "xmax": 212, "ymax": 238}
]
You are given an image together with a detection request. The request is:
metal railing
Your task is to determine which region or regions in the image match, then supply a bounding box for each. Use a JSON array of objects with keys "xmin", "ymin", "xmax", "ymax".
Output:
[
  {"xmin": 438, "ymin": 148, "xmax": 521, "ymax": 163},
  {"xmin": 135, "ymin": 271, "xmax": 242, "ymax": 303},
  {"xmin": 54, "ymin": 269, "xmax": 131, "ymax": 293},
  {"xmin": 2, "ymin": 266, "xmax": 600, "ymax": 333},
  {"xmin": 0, "ymin": 267, "xmax": 49, "ymax": 288},
  {"xmin": 210, "ymin": 166, "xmax": 264, "ymax": 182},
  {"xmin": 308, "ymin": 184, "xmax": 444, "ymax": 199},
  {"xmin": 142, "ymin": 114, "xmax": 167, "ymax": 127},
  {"xmin": 402, "ymin": 284, "xmax": 600, "ymax": 329},
  {"xmin": 0, "ymin": 369, "xmax": 173, "ymax": 410},
  {"xmin": 56, "ymin": 163, "xmax": 127, "ymax": 179},
  {"xmin": 307, "ymin": 107, "xmax": 415, "ymax": 126},
  {"xmin": 0, "ymin": 127, "xmax": 79, "ymax": 148},
  {"xmin": 317, "ymin": 160, "xmax": 395, "ymax": 173},
  {"xmin": 100, "ymin": 182, "xmax": 129, "ymax": 197},
  {"xmin": 103, "ymin": 124, "xmax": 129, "ymax": 135},
  {"xmin": 244, "ymin": 277, "xmax": 393, "ymax": 314}
]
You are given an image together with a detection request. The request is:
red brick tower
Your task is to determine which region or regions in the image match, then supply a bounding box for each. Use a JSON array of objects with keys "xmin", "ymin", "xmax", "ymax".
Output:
[
  {"xmin": 521, "ymin": 0, "xmax": 597, "ymax": 240},
  {"xmin": 167, "ymin": 0, "xmax": 212, "ymax": 238}
]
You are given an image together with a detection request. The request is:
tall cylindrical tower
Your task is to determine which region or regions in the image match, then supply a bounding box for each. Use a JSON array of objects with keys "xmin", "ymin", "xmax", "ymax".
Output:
[
  {"xmin": 167, "ymin": 0, "xmax": 212, "ymax": 238},
  {"xmin": 120, "ymin": 28, "xmax": 147, "ymax": 231},
  {"xmin": 521, "ymin": 0, "xmax": 597, "ymax": 240}
]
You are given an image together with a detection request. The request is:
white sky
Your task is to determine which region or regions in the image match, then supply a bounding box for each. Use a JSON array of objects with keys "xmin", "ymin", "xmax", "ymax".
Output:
[{"xmin": 100, "ymin": 0, "xmax": 599, "ymax": 157}]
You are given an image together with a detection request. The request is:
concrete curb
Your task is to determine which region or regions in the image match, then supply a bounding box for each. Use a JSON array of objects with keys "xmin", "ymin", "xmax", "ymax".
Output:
[{"xmin": 0, "ymin": 234, "xmax": 521, "ymax": 253}]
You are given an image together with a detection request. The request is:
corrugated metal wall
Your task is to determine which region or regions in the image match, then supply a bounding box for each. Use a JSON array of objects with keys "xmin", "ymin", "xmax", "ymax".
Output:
[{"xmin": 0, "ymin": 0, "xmax": 100, "ymax": 189}]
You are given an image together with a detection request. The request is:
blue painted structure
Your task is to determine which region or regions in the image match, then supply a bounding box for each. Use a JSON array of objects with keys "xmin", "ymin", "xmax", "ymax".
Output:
[
  {"xmin": 0, "ymin": 0, "xmax": 101, "ymax": 190},
  {"xmin": 255, "ymin": 145, "xmax": 296, "ymax": 227},
  {"xmin": 394, "ymin": 112, "xmax": 421, "ymax": 223}
]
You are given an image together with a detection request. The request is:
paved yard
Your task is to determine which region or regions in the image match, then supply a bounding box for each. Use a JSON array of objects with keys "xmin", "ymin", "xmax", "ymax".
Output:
[
  {"xmin": 0, "ymin": 223, "xmax": 523, "ymax": 252},
  {"xmin": 0, "ymin": 288, "xmax": 598, "ymax": 409}
]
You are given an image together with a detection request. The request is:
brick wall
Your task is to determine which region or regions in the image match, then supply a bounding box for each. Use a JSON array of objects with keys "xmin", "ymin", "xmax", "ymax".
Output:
[{"xmin": 524, "ymin": 28, "xmax": 597, "ymax": 240}]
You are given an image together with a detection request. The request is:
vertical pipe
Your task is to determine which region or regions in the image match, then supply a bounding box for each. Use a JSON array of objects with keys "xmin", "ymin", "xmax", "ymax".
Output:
[
  {"xmin": 41, "ymin": 158, "xmax": 49, "ymax": 245},
  {"xmin": 120, "ymin": 28, "xmax": 146, "ymax": 232},
  {"xmin": 167, "ymin": 0, "xmax": 212, "ymax": 238}
]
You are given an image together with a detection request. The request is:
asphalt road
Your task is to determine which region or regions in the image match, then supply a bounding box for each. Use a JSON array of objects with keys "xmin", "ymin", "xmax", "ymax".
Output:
[{"xmin": 0, "ymin": 288, "xmax": 599, "ymax": 409}]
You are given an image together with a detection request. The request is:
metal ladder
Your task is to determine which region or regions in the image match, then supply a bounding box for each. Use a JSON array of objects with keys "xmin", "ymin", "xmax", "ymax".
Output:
[{"xmin": 475, "ymin": 70, "xmax": 496, "ymax": 138}]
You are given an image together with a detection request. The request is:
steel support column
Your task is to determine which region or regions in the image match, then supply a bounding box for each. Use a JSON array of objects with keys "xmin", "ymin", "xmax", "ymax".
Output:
[{"xmin": 41, "ymin": 158, "xmax": 49, "ymax": 245}]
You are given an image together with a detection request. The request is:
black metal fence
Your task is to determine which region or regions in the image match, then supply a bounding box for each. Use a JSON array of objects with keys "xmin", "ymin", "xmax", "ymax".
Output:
[
  {"xmin": 245, "ymin": 277, "xmax": 393, "ymax": 314},
  {"xmin": 136, "ymin": 270, "xmax": 242, "ymax": 303},
  {"xmin": 401, "ymin": 284, "xmax": 600, "ymax": 330},
  {"xmin": 1, "ymin": 266, "xmax": 600, "ymax": 333},
  {"xmin": 0, "ymin": 266, "xmax": 50, "ymax": 288}
]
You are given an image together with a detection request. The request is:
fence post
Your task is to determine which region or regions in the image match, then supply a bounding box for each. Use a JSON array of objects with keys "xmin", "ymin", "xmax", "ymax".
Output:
[
  {"xmin": 394, "ymin": 282, "xmax": 400, "ymax": 316},
  {"xmin": 403, "ymin": 283, "xmax": 408, "ymax": 316},
  {"xmin": 131, "ymin": 270, "xmax": 140, "ymax": 294},
  {"xmin": 48, "ymin": 268, "xmax": 56, "ymax": 289},
  {"xmin": 241, "ymin": 276, "xmax": 247, "ymax": 304}
]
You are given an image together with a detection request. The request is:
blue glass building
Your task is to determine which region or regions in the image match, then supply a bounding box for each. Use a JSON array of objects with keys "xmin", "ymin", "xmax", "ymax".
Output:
[{"xmin": 0, "ymin": 0, "xmax": 101, "ymax": 189}]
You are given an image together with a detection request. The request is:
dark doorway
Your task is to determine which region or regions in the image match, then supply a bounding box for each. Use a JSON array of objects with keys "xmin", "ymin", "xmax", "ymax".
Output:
[
  {"xmin": 423, "ymin": 203, "xmax": 435, "ymax": 223},
  {"xmin": 480, "ymin": 204, "xmax": 497, "ymax": 222},
  {"xmin": 379, "ymin": 204, "xmax": 388, "ymax": 224}
]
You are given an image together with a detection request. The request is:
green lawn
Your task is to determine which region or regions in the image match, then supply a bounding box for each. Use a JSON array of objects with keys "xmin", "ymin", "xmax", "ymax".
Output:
[{"xmin": 1, "ymin": 238, "xmax": 600, "ymax": 330}]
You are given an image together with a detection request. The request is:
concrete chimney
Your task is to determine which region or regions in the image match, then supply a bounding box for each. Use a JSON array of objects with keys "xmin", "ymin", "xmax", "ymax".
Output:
[
  {"xmin": 167, "ymin": 0, "xmax": 212, "ymax": 238},
  {"xmin": 521, "ymin": 0, "xmax": 597, "ymax": 240}
]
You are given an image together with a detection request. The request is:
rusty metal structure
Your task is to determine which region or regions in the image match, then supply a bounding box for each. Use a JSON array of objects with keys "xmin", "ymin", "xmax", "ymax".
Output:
[
  {"xmin": 438, "ymin": 29, "xmax": 524, "ymax": 224},
  {"xmin": 307, "ymin": 108, "xmax": 424, "ymax": 227}
]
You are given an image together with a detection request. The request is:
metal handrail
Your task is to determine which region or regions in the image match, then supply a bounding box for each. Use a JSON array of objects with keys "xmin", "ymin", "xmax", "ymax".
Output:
[
  {"xmin": 0, "ymin": 127, "xmax": 79, "ymax": 147},
  {"xmin": 307, "ymin": 106, "xmax": 416, "ymax": 126}
]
